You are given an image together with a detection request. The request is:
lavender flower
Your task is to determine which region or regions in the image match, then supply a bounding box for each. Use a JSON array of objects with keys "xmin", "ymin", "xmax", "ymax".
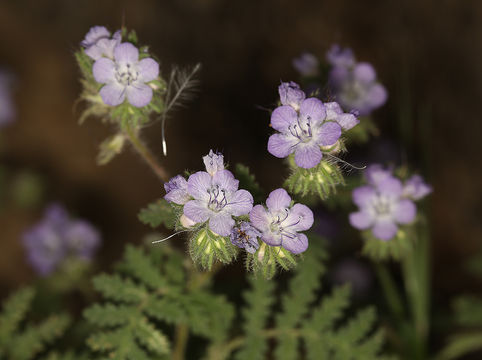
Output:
[
  {"xmin": 93, "ymin": 42, "xmax": 159, "ymax": 107},
  {"xmin": 349, "ymin": 176, "xmax": 416, "ymax": 241},
  {"xmin": 0, "ymin": 70, "xmax": 15, "ymax": 127},
  {"xmin": 364, "ymin": 164, "xmax": 394, "ymax": 187},
  {"xmin": 230, "ymin": 221, "xmax": 260, "ymax": 254},
  {"xmin": 293, "ymin": 52, "xmax": 320, "ymax": 77},
  {"xmin": 22, "ymin": 204, "xmax": 101, "ymax": 275},
  {"xmin": 326, "ymin": 44, "xmax": 355, "ymax": 68},
  {"xmin": 164, "ymin": 175, "xmax": 190, "ymax": 205},
  {"xmin": 249, "ymin": 188, "xmax": 313, "ymax": 254},
  {"xmin": 278, "ymin": 81, "xmax": 306, "ymax": 111},
  {"xmin": 325, "ymin": 101, "xmax": 359, "ymax": 130},
  {"xmin": 183, "ymin": 170, "xmax": 253, "ymax": 236},
  {"xmin": 203, "ymin": 150, "xmax": 225, "ymax": 176},
  {"xmin": 81, "ymin": 26, "xmax": 121, "ymax": 60},
  {"xmin": 403, "ymin": 175, "xmax": 432, "ymax": 200},
  {"xmin": 267, "ymin": 97, "xmax": 341, "ymax": 169}
]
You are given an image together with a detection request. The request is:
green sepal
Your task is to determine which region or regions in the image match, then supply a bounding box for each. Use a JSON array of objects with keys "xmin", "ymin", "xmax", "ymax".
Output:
[
  {"xmin": 189, "ymin": 226, "xmax": 237, "ymax": 270},
  {"xmin": 284, "ymin": 156, "xmax": 344, "ymax": 201},
  {"xmin": 245, "ymin": 242, "xmax": 298, "ymax": 279},
  {"xmin": 97, "ymin": 133, "xmax": 126, "ymax": 165},
  {"xmin": 362, "ymin": 226, "xmax": 414, "ymax": 261}
]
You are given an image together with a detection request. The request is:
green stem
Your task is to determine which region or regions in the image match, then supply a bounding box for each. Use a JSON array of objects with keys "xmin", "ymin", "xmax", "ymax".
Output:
[
  {"xmin": 374, "ymin": 263, "xmax": 405, "ymax": 322},
  {"xmin": 123, "ymin": 125, "xmax": 170, "ymax": 182}
]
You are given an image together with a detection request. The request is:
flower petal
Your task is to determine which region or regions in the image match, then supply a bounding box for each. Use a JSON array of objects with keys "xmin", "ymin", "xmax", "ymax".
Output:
[
  {"xmin": 249, "ymin": 205, "xmax": 270, "ymax": 232},
  {"xmin": 270, "ymin": 105, "xmax": 298, "ymax": 132},
  {"xmin": 227, "ymin": 189, "xmax": 253, "ymax": 216},
  {"xmin": 165, "ymin": 189, "xmax": 191, "ymax": 205},
  {"xmin": 93, "ymin": 58, "xmax": 115, "ymax": 83},
  {"xmin": 394, "ymin": 199, "xmax": 416, "ymax": 224},
  {"xmin": 318, "ymin": 121, "xmax": 341, "ymax": 146},
  {"xmin": 349, "ymin": 211, "xmax": 374, "ymax": 229},
  {"xmin": 126, "ymin": 83, "xmax": 153, "ymax": 107},
  {"xmin": 213, "ymin": 170, "xmax": 239, "ymax": 192},
  {"xmin": 82, "ymin": 26, "xmax": 110, "ymax": 47},
  {"xmin": 378, "ymin": 177, "xmax": 403, "ymax": 197},
  {"xmin": 354, "ymin": 63, "xmax": 376, "ymax": 83},
  {"xmin": 268, "ymin": 133, "xmax": 297, "ymax": 159},
  {"xmin": 260, "ymin": 232, "xmax": 281, "ymax": 246},
  {"xmin": 285, "ymin": 203, "xmax": 314, "ymax": 231},
  {"xmin": 114, "ymin": 42, "xmax": 139, "ymax": 63},
  {"xmin": 266, "ymin": 188, "xmax": 291, "ymax": 211},
  {"xmin": 352, "ymin": 185, "xmax": 376, "ymax": 208},
  {"xmin": 325, "ymin": 101, "xmax": 343, "ymax": 119},
  {"xmin": 138, "ymin": 58, "xmax": 159, "ymax": 82},
  {"xmin": 282, "ymin": 233, "xmax": 308, "ymax": 254},
  {"xmin": 187, "ymin": 171, "xmax": 212, "ymax": 201},
  {"xmin": 299, "ymin": 98, "xmax": 326, "ymax": 126},
  {"xmin": 99, "ymin": 83, "xmax": 125, "ymax": 106},
  {"xmin": 372, "ymin": 220, "xmax": 398, "ymax": 241},
  {"xmin": 183, "ymin": 200, "xmax": 210, "ymax": 223},
  {"xmin": 365, "ymin": 83, "xmax": 387, "ymax": 110},
  {"xmin": 294, "ymin": 144, "xmax": 322, "ymax": 169},
  {"xmin": 209, "ymin": 213, "xmax": 235, "ymax": 236},
  {"xmin": 336, "ymin": 113, "xmax": 359, "ymax": 130}
]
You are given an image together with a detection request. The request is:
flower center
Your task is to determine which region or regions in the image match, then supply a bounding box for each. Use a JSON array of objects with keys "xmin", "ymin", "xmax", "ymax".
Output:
[
  {"xmin": 288, "ymin": 115, "xmax": 313, "ymax": 143},
  {"xmin": 115, "ymin": 62, "xmax": 139, "ymax": 86},
  {"xmin": 207, "ymin": 185, "xmax": 227, "ymax": 212},
  {"xmin": 269, "ymin": 208, "xmax": 301, "ymax": 240},
  {"xmin": 373, "ymin": 196, "xmax": 392, "ymax": 216}
]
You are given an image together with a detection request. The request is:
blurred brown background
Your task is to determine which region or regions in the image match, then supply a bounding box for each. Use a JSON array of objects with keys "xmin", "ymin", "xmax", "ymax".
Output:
[{"xmin": 0, "ymin": 0, "xmax": 481, "ymax": 305}]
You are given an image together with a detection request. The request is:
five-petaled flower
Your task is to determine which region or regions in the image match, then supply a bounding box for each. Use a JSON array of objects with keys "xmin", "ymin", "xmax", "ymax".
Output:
[
  {"xmin": 93, "ymin": 42, "xmax": 159, "ymax": 107},
  {"xmin": 230, "ymin": 221, "xmax": 260, "ymax": 254},
  {"xmin": 81, "ymin": 26, "xmax": 121, "ymax": 60},
  {"xmin": 249, "ymin": 188, "xmax": 313, "ymax": 254},
  {"xmin": 183, "ymin": 170, "xmax": 253, "ymax": 236}
]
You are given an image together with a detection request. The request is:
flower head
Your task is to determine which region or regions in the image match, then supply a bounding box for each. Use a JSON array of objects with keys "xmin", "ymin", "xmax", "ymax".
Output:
[
  {"xmin": 0, "ymin": 70, "xmax": 15, "ymax": 127},
  {"xmin": 82, "ymin": 26, "xmax": 121, "ymax": 60},
  {"xmin": 93, "ymin": 42, "xmax": 159, "ymax": 107},
  {"xmin": 164, "ymin": 175, "xmax": 190, "ymax": 205},
  {"xmin": 403, "ymin": 175, "xmax": 432, "ymax": 200},
  {"xmin": 326, "ymin": 44, "xmax": 355, "ymax": 68},
  {"xmin": 293, "ymin": 52, "xmax": 319, "ymax": 77},
  {"xmin": 325, "ymin": 101, "xmax": 359, "ymax": 130},
  {"xmin": 278, "ymin": 81, "xmax": 306, "ymax": 111},
  {"xmin": 183, "ymin": 170, "xmax": 253, "ymax": 236},
  {"xmin": 203, "ymin": 150, "xmax": 225, "ymax": 176},
  {"xmin": 364, "ymin": 164, "xmax": 393, "ymax": 187},
  {"xmin": 230, "ymin": 221, "xmax": 260, "ymax": 254},
  {"xmin": 22, "ymin": 204, "xmax": 101, "ymax": 276},
  {"xmin": 267, "ymin": 96, "xmax": 342, "ymax": 169},
  {"xmin": 249, "ymin": 188, "xmax": 313, "ymax": 254}
]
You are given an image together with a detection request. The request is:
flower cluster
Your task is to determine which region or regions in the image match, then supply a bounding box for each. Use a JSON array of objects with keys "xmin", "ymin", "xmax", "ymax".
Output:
[
  {"xmin": 0, "ymin": 69, "xmax": 15, "ymax": 127},
  {"xmin": 349, "ymin": 164, "xmax": 432, "ymax": 241},
  {"xmin": 326, "ymin": 44, "xmax": 387, "ymax": 116},
  {"xmin": 81, "ymin": 26, "xmax": 159, "ymax": 108},
  {"xmin": 22, "ymin": 204, "xmax": 101, "ymax": 276},
  {"xmin": 267, "ymin": 81, "xmax": 358, "ymax": 169}
]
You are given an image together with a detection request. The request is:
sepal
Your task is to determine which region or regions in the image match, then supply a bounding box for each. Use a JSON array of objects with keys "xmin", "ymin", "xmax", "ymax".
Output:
[
  {"xmin": 361, "ymin": 226, "xmax": 414, "ymax": 261},
  {"xmin": 245, "ymin": 242, "xmax": 297, "ymax": 279},
  {"xmin": 189, "ymin": 226, "xmax": 237, "ymax": 270}
]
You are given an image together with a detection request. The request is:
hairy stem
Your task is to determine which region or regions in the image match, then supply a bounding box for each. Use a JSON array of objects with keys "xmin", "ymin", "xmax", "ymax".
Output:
[{"xmin": 123, "ymin": 125, "xmax": 170, "ymax": 182}]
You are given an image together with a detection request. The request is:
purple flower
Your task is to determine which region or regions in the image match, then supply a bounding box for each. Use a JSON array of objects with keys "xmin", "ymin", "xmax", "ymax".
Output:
[
  {"xmin": 81, "ymin": 26, "xmax": 121, "ymax": 60},
  {"xmin": 278, "ymin": 81, "xmax": 306, "ymax": 111},
  {"xmin": 329, "ymin": 62, "xmax": 387, "ymax": 116},
  {"xmin": 0, "ymin": 70, "xmax": 15, "ymax": 127},
  {"xmin": 326, "ymin": 44, "xmax": 355, "ymax": 68},
  {"xmin": 183, "ymin": 170, "xmax": 253, "ymax": 236},
  {"xmin": 203, "ymin": 150, "xmax": 225, "ymax": 176},
  {"xmin": 230, "ymin": 221, "xmax": 260, "ymax": 254},
  {"xmin": 403, "ymin": 175, "xmax": 432, "ymax": 200},
  {"xmin": 164, "ymin": 175, "xmax": 190, "ymax": 205},
  {"xmin": 22, "ymin": 204, "xmax": 101, "ymax": 276},
  {"xmin": 349, "ymin": 177, "xmax": 416, "ymax": 240},
  {"xmin": 293, "ymin": 52, "xmax": 319, "ymax": 77},
  {"xmin": 267, "ymin": 97, "xmax": 342, "ymax": 169},
  {"xmin": 364, "ymin": 164, "xmax": 393, "ymax": 187},
  {"xmin": 93, "ymin": 42, "xmax": 159, "ymax": 107},
  {"xmin": 249, "ymin": 188, "xmax": 314, "ymax": 254},
  {"xmin": 325, "ymin": 101, "xmax": 359, "ymax": 130}
]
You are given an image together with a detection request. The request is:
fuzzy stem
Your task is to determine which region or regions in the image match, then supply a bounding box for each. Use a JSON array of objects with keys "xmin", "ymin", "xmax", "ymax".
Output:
[{"xmin": 123, "ymin": 124, "xmax": 170, "ymax": 182}]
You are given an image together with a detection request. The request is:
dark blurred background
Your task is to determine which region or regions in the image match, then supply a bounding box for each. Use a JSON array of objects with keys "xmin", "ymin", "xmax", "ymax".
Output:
[{"xmin": 0, "ymin": 0, "xmax": 481, "ymax": 315}]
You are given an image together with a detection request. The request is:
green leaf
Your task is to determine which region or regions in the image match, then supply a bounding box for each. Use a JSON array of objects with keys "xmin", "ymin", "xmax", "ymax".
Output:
[
  {"xmin": 138, "ymin": 199, "xmax": 177, "ymax": 229},
  {"xmin": 234, "ymin": 163, "xmax": 264, "ymax": 203},
  {"xmin": 92, "ymin": 273, "xmax": 148, "ymax": 304},
  {"xmin": 0, "ymin": 287, "xmax": 35, "ymax": 347}
]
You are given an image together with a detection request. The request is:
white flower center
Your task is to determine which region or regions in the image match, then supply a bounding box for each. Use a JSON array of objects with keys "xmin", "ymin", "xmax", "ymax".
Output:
[
  {"xmin": 207, "ymin": 185, "xmax": 228, "ymax": 212},
  {"xmin": 115, "ymin": 62, "xmax": 139, "ymax": 86}
]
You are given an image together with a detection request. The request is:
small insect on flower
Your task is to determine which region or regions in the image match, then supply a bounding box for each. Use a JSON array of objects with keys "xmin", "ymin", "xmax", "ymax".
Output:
[{"xmin": 230, "ymin": 221, "xmax": 260, "ymax": 254}]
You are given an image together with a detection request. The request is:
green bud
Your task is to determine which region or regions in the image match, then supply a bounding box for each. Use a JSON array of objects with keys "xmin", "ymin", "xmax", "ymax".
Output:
[
  {"xmin": 189, "ymin": 226, "xmax": 237, "ymax": 270},
  {"xmin": 246, "ymin": 242, "xmax": 297, "ymax": 279}
]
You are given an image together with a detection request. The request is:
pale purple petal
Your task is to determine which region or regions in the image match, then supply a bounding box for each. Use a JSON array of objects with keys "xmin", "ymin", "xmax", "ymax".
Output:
[
  {"xmin": 82, "ymin": 26, "xmax": 110, "ymax": 47},
  {"xmin": 403, "ymin": 175, "xmax": 432, "ymax": 200},
  {"xmin": 318, "ymin": 121, "xmax": 341, "ymax": 146},
  {"xmin": 349, "ymin": 211, "xmax": 374, "ymax": 229},
  {"xmin": 99, "ymin": 83, "xmax": 125, "ymax": 106},
  {"xmin": 260, "ymin": 233, "xmax": 281, "ymax": 246},
  {"xmin": 365, "ymin": 83, "xmax": 387, "ymax": 110},
  {"xmin": 64, "ymin": 220, "xmax": 101, "ymax": 259},
  {"xmin": 278, "ymin": 81, "xmax": 305, "ymax": 110},
  {"xmin": 85, "ymin": 38, "xmax": 118, "ymax": 60},
  {"xmin": 187, "ymin": 171, "xmax": 212, "ymax": 201},
  {"xmin": 352, "ymin": 186, "xmax": 376, "ymax": 208},
  {"xmin": 293, "ymin": 52, "xmax": 319, "ymax": 77},
  {"xmin": 226, "ymin": 189, "xmax": 253, "ymax": 216},
  {"xmin": 326, "ymin": 45, "xmax": 355, "ymax": 68},
  {"xmin": 209, "ymin": 213, "xmax": 235, "ymax": 236},
  {"xmin": 365, "ymin": 164, "xmax": 393, "ymax": 186},
  {"xmin": 249, "ymin": 205, "xmax": 270, "ymax": 232},
  {"xmin": 286, "ymin": 203, "xmax": 314, "ymax": 231},
  {"xmin": 294, "ymin": 144, "xmax": 322, "ymax": 169},
  {"xmin": 336, "ymin": 113, "xmax": 359, "ymax": 130},
  {"xmin": 328, "ymin": 66, "xmax": 350, "ymax": 88},
  {"xmin": 114, "ymin": 42, "xmax": 139, "ymax": 63},
  {"xmin": 266, "ymin": 188, "xmax": 291, "ymax": 211},
  {"xmin": 325, "ymin": 102, "xmax": 343, "ymax": 118},
  {"xmin": 354, "ymin": 63, "xmax": 376, "ymax": 84},
  {"xmin": 213, "ymin": 170, "xmax": 239, "ymax": 193},
  {"xmin": 126, "ymin": 83, "xmax": 153, "ymax": 108},
  {"xmin": 203, "ymin": 150, "xmax": 225, "ymax": 176},
  {"xmin": 394, "ymin": 199, "xmax": 416, "ymax": 224},
  {"xmin": 93, "ymin": 58, "xmax": 116, "ymax": 83},
  {"xmin": 183, "ymin": 200, "xmax": 210, "ymax": 224},
  {"xmin": 165, "ymin": 189, "xmax": 191, "ymax": 205},
  {"xmin": 267, "ymin": 133, "xmax": 297, "ymax": 158},
  {"xmin": 138, "ymin": 58, "xmax": 159, "ymax": 82},
  {"xmin": 372, "ymin": 220, "xmax": 398, "ymax": 241},
  {"xmin": 270, "ymin": 105, "xmax": 298, "ymax": 132},
  {"xmin": 378, "ymin": 177, "xmax": 403, "ymax": 197},
  {"xmin": 112, "ymin": 30, "xmax": 122, "ymax": 42},
  {"xmin": 282, "ymin": 233, "xmax": 308, "ymax": 254},
  {"xmin": 299, "ymin": 98, "xmax": 326, "ymax": 126}
]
